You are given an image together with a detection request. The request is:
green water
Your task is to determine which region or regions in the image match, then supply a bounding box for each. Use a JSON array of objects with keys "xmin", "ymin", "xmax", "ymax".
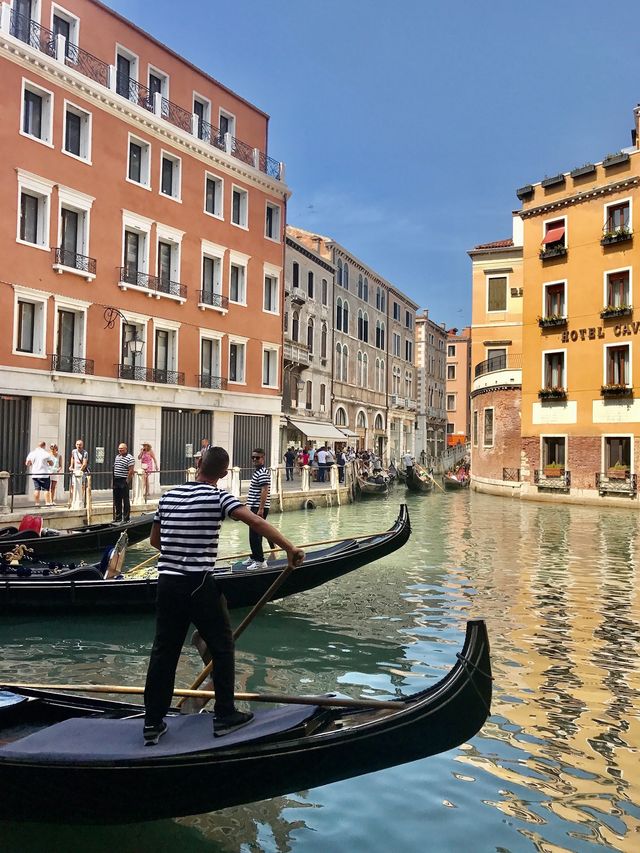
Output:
[{"xmin": 1, "ymin": 491, "xmax": 639, "ymax": 852}]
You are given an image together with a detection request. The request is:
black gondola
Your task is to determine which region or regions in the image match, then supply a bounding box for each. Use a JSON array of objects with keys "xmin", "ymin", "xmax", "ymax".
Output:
[
  {"xmin": 0, "ymin": 514, "xmax": 154, "ymax": 558},
  {"xmin": 0, "ymin": 506, "xmax": 411, "ymax": 612},
  {"xmin": 0, "ymin": 619, "xmax": 491, "ymax": 824},
  {"xmin": 356, "ymin": 474, "xmax": 389, "ymax": 497},
  {"xmin": 443, "ymin": 474, "xmax": 470, "ymax": 491},
  {"xmin": 405, "ymin": 464, "xmax": 434, "ymax": 494}
]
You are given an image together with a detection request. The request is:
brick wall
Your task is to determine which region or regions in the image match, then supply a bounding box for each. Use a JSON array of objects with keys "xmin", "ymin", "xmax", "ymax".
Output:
[{"xmin": 472, "ymin": 387, "xmax": 521, "ymax": 479}]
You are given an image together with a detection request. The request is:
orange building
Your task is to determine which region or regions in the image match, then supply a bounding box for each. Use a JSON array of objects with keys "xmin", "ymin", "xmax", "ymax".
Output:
[
  {"xmin": 445, "ymin": 326, "xmax": 471, "ymax": 445},
  {"xmin": 0, "ymin": 0, "xmax": 289, "ymax": 484}
]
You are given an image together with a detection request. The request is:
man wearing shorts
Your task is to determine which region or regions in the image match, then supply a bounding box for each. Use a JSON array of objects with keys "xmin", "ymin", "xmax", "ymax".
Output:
[{"xmin": 25, "ymin": 441, "xmax": 54, "ymax": 507}]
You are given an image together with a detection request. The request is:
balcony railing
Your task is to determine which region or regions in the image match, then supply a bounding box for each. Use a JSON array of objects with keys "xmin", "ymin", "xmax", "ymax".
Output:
[
  {"xmin": 118, "ymin": 267, "xmax": 186, "ymax": 299},
  {"xmin": 596, "ymin": 471, "xmax": 637, "ymax": 496},
  {"xmin": 10, "ymin": 10, "xmax": 55, "ymax": 57},
  {"xmin": 198, "ymin": 290, "xmax": 229, "ymax": 310},
  {"xmin": 116, "ymin": 364, "xmax": 184, "ymax": 385},
  {"xmin": 53, "ymin": 247, "xmax": 97, "ymax": 275},
  {"xmin": 198, "ymin": 374, "xmax": 227, "ymax": 390},
  {"xmin": 116, "ymin": 73, "xmax": 154, "ymax": 111},
  {"xmin": 503, "ymin": 467, "xmax": 521, "ymax": 482},
  {"xmin": 51, "ymin": 354, "xmax": 94, "ymax": 375},
  {"xmin": 157, "ymin": 276, "xmax": 187, "ymax": 300},
  {"xmin": 474, "ymin": 352, "xmax": 522, "ymax": 378},
  {"xmin": 284, "ymin": 341, "xmax": 310, "ymax": 366},
  {"xmin": 66, "ymin": 43, "xmax": 110, "ymax": 87},
  {"xmin": 534, "ymin": 469, "xmax": 571, "ymax": 490}
]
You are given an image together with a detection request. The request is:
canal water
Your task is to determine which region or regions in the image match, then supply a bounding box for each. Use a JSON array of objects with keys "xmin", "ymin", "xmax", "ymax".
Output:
[{"xmin": 1, "ymin": 490, "xmax": 639, "ymax": 852}]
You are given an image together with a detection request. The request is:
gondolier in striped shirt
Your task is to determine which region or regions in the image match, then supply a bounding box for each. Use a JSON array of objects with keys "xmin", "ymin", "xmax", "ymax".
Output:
[
  {"xmin": 243, "ymin": 448, "xmax": 271, "ymax": 570},
  {"xmin": 143, "ymin": 445, "xmax": 304, "ymax": 745},
  {"xmin": 113, "ymin": 443, "xmax": 135, "ymax": 523}
]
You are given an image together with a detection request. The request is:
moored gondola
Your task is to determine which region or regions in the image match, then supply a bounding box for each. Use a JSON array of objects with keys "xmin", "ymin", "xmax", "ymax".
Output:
[
  {"xmin": 356, "ymin": 474, "xmax": 389, "ymax": 497},
  {"xmin": 0, "ymin": 514, "xmax": 154, "ymax": 558},
  {"xmin": 405, "ymin": 464, "xmax": 434, "ymax": 494},
  {"xmin": 0, "ymin": 619, "xmax": 491, "ymax": 824},
  {"xmin": 0, "ymin": 506, "xmax": 411, "ymax": 612}
]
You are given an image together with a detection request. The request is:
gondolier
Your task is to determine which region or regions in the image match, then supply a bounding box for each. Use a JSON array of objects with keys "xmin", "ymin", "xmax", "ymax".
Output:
[
  {"xmin": 113, "ymin": 444, "xmax": 135, "ymax": 523},
  {"xmin": 143, "ymin": 446, "xmax": 304, "ymax": 745},
  {"xmin": 244, "ymin": 448, "xmax": 271, "ymax": 570}
]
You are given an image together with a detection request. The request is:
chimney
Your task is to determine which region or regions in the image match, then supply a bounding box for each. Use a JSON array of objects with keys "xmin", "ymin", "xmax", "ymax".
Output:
[{"xmin": 633, "ymin": 105, "xmax": 640, "ymax": 149}]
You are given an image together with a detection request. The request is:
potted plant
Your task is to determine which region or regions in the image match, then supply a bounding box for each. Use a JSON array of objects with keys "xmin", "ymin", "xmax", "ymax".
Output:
[
  {"xmin": 601, "ymin": 383, "xmax": 633, "ymax": 397},
  {"xmin": 607, "ymin": 461, "xmax": 629, "ymax": 479},
  {"xmin": 538, "ymin": 387, "xmax": 567, "ymax": 400},
  {"xmin": 600, "ymin": 304, "xmax": 633, "ymax": 319},
  {"xmin": 543, "ymin": 461, "xmax": 564, "ymax": 478},
  {"xmin": 538, "ymin": 314, "xmax": 567, "ymax": 328},
  {"xmin": 601, "ymin": 225, "xmax": 632, "ymax": 246}
]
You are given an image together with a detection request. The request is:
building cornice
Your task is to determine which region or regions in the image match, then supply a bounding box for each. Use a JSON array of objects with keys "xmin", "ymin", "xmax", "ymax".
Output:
[
  {"xmin": 518, "ymin": 176, "xmax": 640, "ymax": 219},
  {"xmin": 470, "ymin": 384, "xmax": 521, "ymax": 399},
  {"xmin": 285, "ymin": 236, "xmax": 335, "ymax": 274}
]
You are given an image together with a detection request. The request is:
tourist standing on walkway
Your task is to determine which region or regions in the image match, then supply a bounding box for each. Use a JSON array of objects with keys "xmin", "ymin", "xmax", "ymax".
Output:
[
  {"xmin": 244, "ymin": 448, "xmax": 271, "ymax": 570},
  {"xmin": 25, "ymin": 441, "xmax": 53, "ymax": 507},
  {"xmin": 142, "ymin": 446, "xmax": 304, "ymax": 745},
  {"xmin": 48, "ymin": 443, "xmax": 62, "ymax": 505},
  {"xmin": 337, "ymin": 448, "xmax": 346, "ymax": 483},
  {"xmin": 138, "ymin": 442, "xmax": 158, "ymax": 499},
  {"xmin": 69, "ymin": 439, "xmax": 89, "ymax": 505},
  {"xmin": 316, "ymin": 446, "xmax": 327, "ymax": 482},
  {"xmin": 284, "ymin": 447, "xmax": 296, "ymax": 481},
  {"xmin": 195, "ymin": 438, "xmax": 210, "ymax": 470},
  {"xmin": 113, "ymin": 443, "xmax": 135, "ymax": 523}
]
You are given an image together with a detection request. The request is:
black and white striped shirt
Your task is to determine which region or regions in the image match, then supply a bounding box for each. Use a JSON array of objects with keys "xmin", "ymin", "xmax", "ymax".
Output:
[
  {"xmin": 246, "ymin": 465, "xmax": 270, "ymax": 509},
  {"xmin": 153, "ymin": 482, "xmax": 242, "ymax": 575},
  {"xmin": 113, "ymin": 453, "xmax": 135, "ymax": 478}
]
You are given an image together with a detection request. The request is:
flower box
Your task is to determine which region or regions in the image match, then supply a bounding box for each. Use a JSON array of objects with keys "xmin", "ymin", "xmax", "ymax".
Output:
[
  {"xmin": 570, "ymin": 163, "xmax": 596, "ymax": 179},
  {"xmin": 603, "ymin": 152, "xmax": 630, "ymax": 168},
  {"xmin": 516, "ymin": 184, "xmax": 534, "ymax": 201},
  {"xmin": 543, "ymin": 466, "xmax": 564, "ymax": 478},
  {"xmin": 538, "ymin": 388, "xmax": 567, "ymax": 401},
  {"xmin": 607, "ymin": 467, "xmax": 628, "ymax": 479},
  {"xmin": 538, "ymin": 315, "xmax": 568, "ymax": 328},
  {"xmin": 600, "ymin": 305, "xmax": 632, "ymax": 319},
  {"xmin": 539, "ymin": 245, "xmax": 568, "ymax": 260},
  {"xmin": 601, "ymin": 384, "xmax": 633, "ymax": 398},
  {"xmin": 541, "ymin": 174, "xmax": 566, "ymax": 189},
  {"xmin": 601, "ymin": 229, "xmax": 632, "ymax": 246}
]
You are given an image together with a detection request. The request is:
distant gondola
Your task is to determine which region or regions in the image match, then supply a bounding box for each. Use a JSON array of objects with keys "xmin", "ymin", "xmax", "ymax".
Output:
[
  {"xmin": 0, "ymin": 514, "xmax": 154, "ymax": 558},
  {"xmin": 0, "ymin": 619, "xmax": 491, "ymax": 824},
  {"xmin": 443, "ymin": 474, "xmax": 470, "ymax": 491},
  {"xmin": 0, "ymin": 506, "xmax": 411, "ymax": 612},
  {"xmin": 356, "ymin": 474, "xmax": 389, "ymax": 497},
  {"xmin": 405, "ymin": 464, "xmax": 434, "ymax": 494}
]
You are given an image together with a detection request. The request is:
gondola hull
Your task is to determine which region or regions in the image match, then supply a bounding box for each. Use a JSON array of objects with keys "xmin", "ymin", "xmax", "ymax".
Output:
[
  {"xmin": 405, "ymin": 466, "xmax": 433, "ymax": 494},
  {"xmin": 0, "ymin": 506, "xmax": 411, "ymax": 612},
  {"xmin": 0, "ymin": 514, "xmax": 154, "ymax": 558},
  {"xmin": 0, "ymin": 619, "xmax": 491, "ymax": 824},
  {"xmin": 356, "ymin": 476, "xmax": 389, "ymax": 496},
  {"xmin": 443, "ymin": 476, "xmax": 470, "ymax": 490}
]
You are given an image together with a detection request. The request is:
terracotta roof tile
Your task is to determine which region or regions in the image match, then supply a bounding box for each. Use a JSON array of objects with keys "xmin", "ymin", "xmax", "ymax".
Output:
[{"xmin": 474, "ymin": 238, "xmax": 514, "ymax": 249}]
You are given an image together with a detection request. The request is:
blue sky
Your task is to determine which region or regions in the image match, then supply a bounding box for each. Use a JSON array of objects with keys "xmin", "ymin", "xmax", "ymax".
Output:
[{"xmin": 110, "ymin": 0, "xmax": 640, "ymax": 327}]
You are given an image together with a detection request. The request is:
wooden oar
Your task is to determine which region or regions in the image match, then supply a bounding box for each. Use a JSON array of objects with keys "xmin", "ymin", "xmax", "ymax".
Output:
[
  {"xmin": 177, "ymin": 560, "xmax": 300, "ymax": 708},
  {"xmin": 428, "ymin": 473, "xmax": 446, "ymax": 494},
  {"xmin": 1, "ymin": 682, "xmax": 400, "ymax": 710}
]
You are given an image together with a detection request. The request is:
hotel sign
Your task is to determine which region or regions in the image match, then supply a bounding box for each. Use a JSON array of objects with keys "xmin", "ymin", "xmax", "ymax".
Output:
[{"xmin": 561, "ymin": 322, "xmax": 640, "ymax": 343}]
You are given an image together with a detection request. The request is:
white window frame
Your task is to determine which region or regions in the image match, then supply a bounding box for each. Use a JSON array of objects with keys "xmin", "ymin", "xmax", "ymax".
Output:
[
  {"xmin": 53, "ymin": 293, "xmax": 91, "ymax": 365},
  {"xmin": 147, "ymin": 65, "xmax": 169, "ymax": 99},
  {"xmin": 540, "ymin": 434, "xmax": 567, "ymax": 468},
  {"xmin": 541, "ymin": 348, "xmax": 567, "ymax": 389},
  {"xmin": 119, "ymin": 312, "xmax": 150, "ymax": 374},
  {"xmin": 265, "ymin": 201, "xmax": 282, "ymax": 242},
  {"xmin": 219, "ymin": 108, "xmax": 236, "ymax": 138},
  {"xmin": 203, "ymin": 172, "xmax": 224, "ymax": 220},
  {"xmin": 262, "ymin": 345, "xmax": 279, "ymax": 389},
  {"xmin": 542, "ymin": 214, "xmax": 568, "ymax": 248},
  {"xmin": 193, "ymin": 91, "xmax": 211, "ymax": 125},
  {"xmin": 16, "ymin": 169, "xmax": 53, "ymax": 251},
  {"xmin": 50, "ymin": 4, "xmax": 80, "ymax": 53},
  {"xmin": 447, "ymin": 364, "xmax": 456, "ymax": 380},
  {"xmin": 393, "ymin": 332, "xmax": 401, "ymax": 356},
  {"xmin": 601, "ymin": 434, "xmax": 634, "ymax": 473},
  {"xmin": 62, "ymin": 99, "xmax": 92, "ymax": 164},
  {"xmin": 486, "ymin": 272, "xmax": 509, "ymax": 313},
  {"xmin": 229, "ymin": 250, "xmax": 250, "ymax": 306},
  {"xmin": 603, "ymin": 266, "xmax": 632, "ymax": 309},
  {"xmin": 483, "ymin": 407, "xmax": 495, "ymax": 448},
  {"xmin": 20, "ymin": 78, "xmax": 54, "ymax": 147},
  {"xmin": 542, "ymin": 279, "xmax": 568, "ymax": 318},
  {"xmin": 603, "ymin": 196, "xmax": 632, "ymax": 231},
  {"xmin": 263, "ymin": 262, "xmax": 281, "ymax": 315},
  {"xmin": 199, "ymin": 240, "xmax": 227, "ymax": 313},
  {"xmin": 603, "ymin": 341, "xmax": 632, "ymax": 388},
  {"xmin": 119, "ymin": 210, "xmax": 153, "ymax": 292},
  {"xmin": 152, "ymin": 317, "xmax": 180, "ymax": 377},
  {"xmin": 115, "ymin": 44, "xmax": 139, "ymax": 88},
  {"xmin": 231, "ymin": 184, "xmax": 249, "ymax": 229},
  {"xmin": 199, "ymin": 330, "xmax": 223, "ymax": 387},
  {"xmin": 446, "ymin": 394, "xmax": 456, "ymax": 411},
  {"xmin": 159, "ymin": 149, "xmax": 182, "ymax": 202},
  {"xmin": 54, "ymin": 186, "xmax": 96, "ymax": 281},
  {"xmin": 12, "ymin": 285, "xmax": 49, "ymax": 359},
  {"xmin": 126, "ymin": 133, "xmax": 151, "ymax": 190},
  {"xmin": 228, "ymin": 336, "xmax": 247, "ymax": 385},
  {"xmin": 447, "ymin": 344, "xmax": 455, "ymax": 357},
  {"xmin": 156, "ymin": 223, "xmax": 185, "ymax": 303}
]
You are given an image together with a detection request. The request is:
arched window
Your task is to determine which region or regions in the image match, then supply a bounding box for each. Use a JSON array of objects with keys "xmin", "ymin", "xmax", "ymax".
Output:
[
  {"xmin": 363, "ymin": 311, "xmax": 369, "ymax": 343},
  {"xmin": 342, "ymin": 344, "xmax": 348, "ymax": 383},
  {"xmin": 320, "ymin": 383, "xmax": 326, "ymax": 408},
  {"xmin": 356, "ymin": 410, "xmax": 367, "ymax": 429},
  {"xmin": 375, "ymin": 357, "xmax": 380, "ymax": 391},
  {"xmin": 363, "ymin": 277, "xmax": 369, "ymax": 302},
  {"xmin": 284, "ymin": 311, "xmax": 288, "ymax": 333},
  {"xmin": 292, "ymin": 310, "xmax": 299, "ymax": 342},
  {"xmin": 306, "ymin": 380, "xmax": 312, "ymax": 410},
  {"xmin": 358, "ymin": 274, "xmax": 363, "ymax": 299},
  {"xmin": 376, "ymin": 287, "xmax": 381, "ymax": 310},
  {"xmin": 362, "ymin": 352, "xmax": 368, "ymax": 387},
  {"xmin": 380, "ymin": 321, "xmax": 385, "ymax": 350},
  {"xmin": 357, "ymin": 309, "xmax": 364, "ymax": 341},
  {"xmin": 335, "ymin": 406, "xmax": 347, "ymax": 426},
  {"xmin": 292, "ymin": 262, "xmax": 299, "ymax": 288},
  {"xmin": 343, "ymin": 263, "xmax": 349, "ymax": 290},
  {"xmin": 357, "ymin": 350, "xmax": 363, "ymax": 385},
  {"xmin": 375, "ymin": 413, "xmax": 384, "ymax": 431},
  {"xmin": 381, "ymin": 291, "xmax": 386, "ymax": 313},
  {"xmin": 335, "ymin": 342, "xmax": 342, "ymax": 381},
  {"xmin": 336, "ymin": 297, "xmax": 343, "ymax": 331},
  {"xmin": 322, "ymin": 278, "xmax": 328, "ymax": 305},
  {"xmin": 375, "ymin": 320, "xmax": 381, "ymax": 349},
  {"xmin": 307, "ymin": 318, "xmax": 314, "ymax": 353},
  {"xmin": 380, "ymin": 359, "xmax": 385, "ymax": 392},
  {"xmin": 307, "ymin": 271, "xmax": 314, "ymax": 299},
  {"xmin": 343, "ymin": 300, "xmax": 349, "ymax": 335},
  {"xmin": 336, "ymin": 259, "xmax": 343, "ymax": 287},
  {"xmin": 321, "ymin": 323, "xmax": 327, "ymax": 358}
]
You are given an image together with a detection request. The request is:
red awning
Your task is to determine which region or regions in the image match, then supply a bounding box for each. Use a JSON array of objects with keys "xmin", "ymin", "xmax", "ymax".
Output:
[{"xmin": 542, "ymin": 226, "xmax": 565, "ymax": 245}]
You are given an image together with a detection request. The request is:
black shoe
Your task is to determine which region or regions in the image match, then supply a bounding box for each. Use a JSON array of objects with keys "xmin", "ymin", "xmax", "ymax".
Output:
[
  {"xmin": 213, "ymin": 710, "xmax": 254, "ymax": 737},
  {"xmin": 143, "ymin": 721, "xmax": 168, "ymax": 746}
]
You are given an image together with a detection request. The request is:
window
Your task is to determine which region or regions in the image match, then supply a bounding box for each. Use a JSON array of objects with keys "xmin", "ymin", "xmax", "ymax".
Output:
[
  {"xmin": 154, "ymin": 328, "xmax": 176, "ymax": 375},
  {"xmin": 148, "ymin": 68, "xmax": 168, "ymax": 100},
  {"xmin": 58, "ymin": 205, "xmax": 88, "ymax": 269},
  {"xmin": 487, "ymin": 276, "xmax": 507, "ymax": 312},
  {"xmin": 363, "ymin": 277, "xmax": 369, "ymax": 302},
  {"xmin": 605, "ymin": 344, "xmax": 631, "ymax": 386},
  {"xmin": 219, "ymin": 109, "xmax": 236, "ymax": 138},
  {"xmin": 230, "ymin": 263, "xmax": 246, "ymax": 304},
  {"xmin": 343, "ymin": 301, "xmax": 349, "ymax": 335},
  {"xmin": 52, "ymin": 6, "xmax": 80, "ymax": 58},
  {"xmin": 363, "ymin": 352, "xmax": 368, "ymax": 387},
  {"xmin": 265, "ymin": 202, "xmax": 281, "ymax": 241},
  {"xmin": 541, "ymin": 218, "xmax": 567, "ymax": 252},
  {"xmin": 483, "ymin": 408, "xmax": 494, "ymax": 447},
  {"xmin": 120, "ymin": 212, "xmax": 153, "ymax": 288},
  {"xmin": 305, "ymin": 380, "xmax": 312, "ymax": 409},
  {"xmin": 307, "ymin": 319, "xmax": 314, "ymax": 353},
  {"xmin": 123, "ymin": 230, "xmax": 142, "ymax": 276},
  {"xmin": 264, "ymin": 273, "xmax": 278, "ymax": 313},
  {"xmin": 405, "ymin": 340, "xmax": 413, "ymax": 362},
  {"xmin": 321, "ymin": 278, "xmax": 328, "ymax": 305},
  {"xmin": 604, "ymin": 199, "xmax": 631, "ymax": 235},
  {"xmin": 229, "ymin": 341, "xmax": 246, "ymax": 383},
  {"xmin": 127, "ymin": 135, "xmax": 150, "ymax": 187},
  {"xmin": 605, "ymin": 436, "xmax": 631, "ymax": 470},
  {"xmin": 393, "ymin": 302, "xmax": 401, "ymax": 321},
  {"xmin": 21, "ymin": 81, "xmax": 53, "ymax": 145},
  {"xmin": 201, "ymin": 254, "xmax": 222, "ymax": 305},
  {"xmin": 605, "ymin": 269, "xmax": 631, "ymax": 308},
  {"xmin": 292, "ymin": 311, "xmax": 299, "ymax": 342},
  {"xmin": 115, "ymin": 48, "xmax": 138, "ymax": 99},
  {"xmin": 358, "ymin": 274, "xmax": 363, "ymax": 299},
  {"xmin": 544, "ymin": 281, "xmax": 566, "ymax": 318},
  {"xmin": 357, "ymin": 310, "xmax": 369, "ymax": 343},
  {"xmin": 542, "ymin": 436, "xmax": 565, "ymax": 467},
  {"xmin": 343, "ymin": 263, "xmax": 349, "ymax": 290},
  {"xmin": 17, "ymin": 171, "xmax": 53, "ymax": 249},
  {"xmin": 357, "ymin": 350, "xmax": 363, "ymax": 385},
  {"xmin": 20, "ymin": 193, "xmax": 40, "ymax": 245},
  {"xmin": 447, "ymin": 364, "xmax": 456, "ymax": 380},
  {"xmin": 356, "ymin": 411, "xmax": 366, "ymax": 429},
  {"xmin": 204, "ymin": 174, "xmax": 223, "ymax": 218},
  {"xmin": 232, "ymin": 186, "xmax": 248, "ymax": 227},
  {"xmin": 336, "ymin": 297, "xmax": 343, "ymax": 331},
  {"xmin": 487, "ymin": 347, "xmax": 506, "ymax": 369},
  {"xmin": 160, "ymin": 152, "xmax": 181, "ymax": 200},
  {"xmin": 335, "ymin": 406, "xmax": 347, "ymax": 426},
  {"xmin": 543, "ymin": 350, "xmax": 565, "ymax": 389},
  {"xmin": 54, "ymin": 305, "xmax": 87, "ymax": 371},
  {"xmin": 63, "ymin": 102, "xmax": 91, "ymax": 162},
  {"xmin": 342, "ymin": 345, "xmax": 348, "ymax": 383},
  {"xmin": 262, "ymin": 348, "xmax": 278, "ymax": 388},
  {"xmin": 448, "ymin": 344, "xmax": 456, "ymax": 357},
  {"xmin": 200, "ymin": 337, "xmax": 221, "ymax": 386},
  {"xmin": 336, "ymin": 259, "xmax": 343, "ymax": 287},
  {"xmin": 392, "ymin": 333, "xmax": 401, "ymax": 356},
  {"xmin": 320, "ymin": 383, "xmax": 326, "ymax": 409},
  {"xmin": 307, "ymin": 271, "xmax": 314, "ymax": 299},
  {"xmin": 446, "ymin": 394, "xmax": 456, "ymax": 411},
  {"xmin": 157, "ymin": 241, "xmax": 174, "ymax": 286},
  {"xmin": 447, "ymin": 423, "xmax": 455, "ymax": 435},
  {"xmin": 292, "ymin": 262, "xmax": 299, "ymax": 288},
  {"xmin": 321, "ymin": 323, "xmax": 327, "ymax": 359},
  {"xmin": 335, "ymin": 342, "xmax": 342, "ymax": 380},
  {"xmin": 193, "ymin": 95, "xmax": 210, "ymax": 139},
  {"xmin": 392, "ymin": 366, "xmax": 401, "ymax": 395},
  {"xmin": 14, "ymin": 294, "xmax": 46, "ymax": 357},
  {"xmin": 16, "ymin": 300, "xmax": 34, "ymax": 352},
  {"xmin": 405, "ymin": 310, "xmax": 413, "ymax": 330}
]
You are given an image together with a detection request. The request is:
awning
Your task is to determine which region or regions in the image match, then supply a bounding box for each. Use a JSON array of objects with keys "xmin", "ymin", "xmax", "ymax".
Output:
[
  {"xmin": 542, "ymin": 226, "xmax": 565, "ymax": 245},
  {"xmin": 287, "ymin": 417, "xmax": 348, "ymax": 442},
  {"xmin": 338, "ymin": 427, "xmax": 358, "ymax": 438}
]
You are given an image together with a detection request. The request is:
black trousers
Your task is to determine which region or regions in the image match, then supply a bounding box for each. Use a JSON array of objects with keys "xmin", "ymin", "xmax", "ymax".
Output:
[
  {"xmin": 249, "ymin": 506, "xmax": 269, "ymax": 561},
  {"xmin": 285, "ymin": 465, "xmax": 293, "ymax": 481},
  {"xmin": 113, "ymin": 477, "xmax": 130, "ymax": 521},
  {"xmin": 144, "ymin": 573, "xmax": 235, "ymax": 725}
]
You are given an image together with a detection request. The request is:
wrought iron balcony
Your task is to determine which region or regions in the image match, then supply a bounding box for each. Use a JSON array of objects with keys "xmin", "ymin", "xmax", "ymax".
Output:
[
  {"xmin": 157, "ymin": 276, "xmax": 187, "ymax": 300},
  {"xmin": 66, "ymin": 44, "xmax": 109, "ymax": 87},
  {"xmin": 117, "ymin": 364, "xmax": 150, "ymax": 382},
  {"xmin": 116, "ymin": 363, "xmax": 184, "ymax": 385},
  {"xmin": 116, "ymin": 73, "xmax": 154, "ymax": 111},
  {"xmin": 161, "ymin": 97, "xmax": 192, "ymax": 132},
  {"xmin": 53, "ymin": 247, "xmax": 97, "ymax": 275},
  {"xmin": 198, "ymin": 119, "xmax": 226, "ymax": 150},
  {"xmin": 51, "ymin": 354, "xmax": 94, "ymax": 375},
  {"xmin": 118, "ymin": 268, "xmax": 186, "ymax": 299},
  {"xmin": 198, "ymin": 374, "xmax": 227, "ymax": 390},
  {"xmin": 198, "ymin": 290, "xmax": 229, "ymax": 310},
  {"xmin": 10, "ymin": 10, "xmax": 56, "ymax": 57},
  {"xmin": 474, "ymin": 352, "xmax": 523, "ymax": 378},
  {"xmin": 534, "ymin": 469, "xmax": 571, "ymax": 490},
  {"xmin": 151, "ymin": 367, "xmax": 184, "ymax": 385},
  {"xmin": 596, "ymin": 471, "xmax": 637, "ymax": 496}
]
